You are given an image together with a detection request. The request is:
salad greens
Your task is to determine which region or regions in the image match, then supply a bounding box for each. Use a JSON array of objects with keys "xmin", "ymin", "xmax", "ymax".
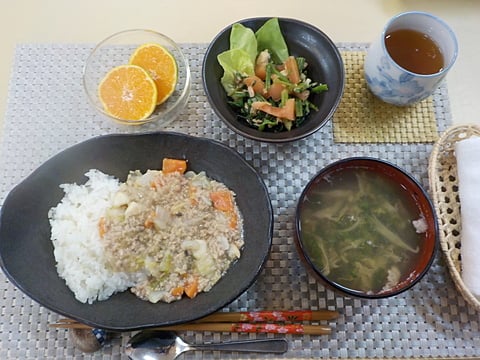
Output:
[
  {"xmin": 217, "ymin": 18, "xmax": 328, "ymax": 132},
  {"xmin": 254, "ymin": 18, "xmax": 289, "ymax": 64}
]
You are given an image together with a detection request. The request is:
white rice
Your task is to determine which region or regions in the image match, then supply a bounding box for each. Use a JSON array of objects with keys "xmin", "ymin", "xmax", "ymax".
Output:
[{"xmin": 48, "ymin": 170, "xmax": 140, "ymax": 304}]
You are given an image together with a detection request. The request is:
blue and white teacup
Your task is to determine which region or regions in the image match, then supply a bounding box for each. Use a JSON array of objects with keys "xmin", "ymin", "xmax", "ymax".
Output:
[{"xmin": 364, "ymin": 11, "xmax": 458, "ymax": 106}]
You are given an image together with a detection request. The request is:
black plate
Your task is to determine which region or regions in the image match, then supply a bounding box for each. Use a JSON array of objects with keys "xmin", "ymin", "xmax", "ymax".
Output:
[
  {"xmin": 0, "ymin": 132, "xmax": 273, "ymax": 331},
  {"xmin": 203, "ymin": 17, "xmax": 345, "ymax": 143}
]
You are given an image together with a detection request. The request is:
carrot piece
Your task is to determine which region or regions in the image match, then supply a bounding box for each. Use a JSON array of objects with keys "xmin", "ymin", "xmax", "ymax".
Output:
[
  {"xmin": 98, "ymin": 217, "xmax": 107, "ymax": 238},
  {"xmin": 144, "ymin": 211, "xmax": 156, "ymax": 228},
  {"xmin": 184, "ymin": 277, "xmax": 199, "ymax": 299},
  {"xmin": 267, "ymin": 82, "xmax": 286, "ymax": 102},
  {"xmin": 144, "ymin": 219, "xmax": 154, "ymax": 228},
  {"xmin": 284, "ymin": 56, "xmax": 301, "ymax": 84},
  {"xmin": 254, "ymin": 50, "xmax": 270, "ymax": 80},
  {"xmin": 210, "ymin": 190, "xmax": 234, "ymax": 212},
  {"xmin": 150, "ymin": 174, "xmax": 167, "ymax": 189},
  {"xmin": 243, "ymin": 76, "xmax": 266, "ymax": 96},
  {"xmin": 162, "ymin": 158, "xmax": 187, "ymax": 174},
  {"xmin": 171, "ymin": 286, "xmax": 184, "ymax": 297},
  {"xmin": 211, "ymin": 190, "xmax": 239, "ymax": 229},
  {"xmin": 189, "ymin": 185, "xmax": 199, "ymax": 206},
  {"xmin": 251, "ymin": 98, "xmax": 296, "ymax": 121},
  {"xmin": 229, "ymin": 211, "xmax": 238, "ymax": 229}
]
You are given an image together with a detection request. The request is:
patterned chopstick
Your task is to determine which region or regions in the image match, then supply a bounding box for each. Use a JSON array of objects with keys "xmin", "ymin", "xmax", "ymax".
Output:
[
  {"xmin": 195, "ymin": 309, "xmax": 339, "ymax": 323},
  {"xmin": 157, "ymin": 322, "xmax": 331, "ymax": 335},
  {"xmin": 51, "ymin": 309, "xmax": 338, "ymax": 335}
]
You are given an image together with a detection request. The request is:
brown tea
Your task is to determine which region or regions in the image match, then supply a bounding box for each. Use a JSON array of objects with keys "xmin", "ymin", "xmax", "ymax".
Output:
[{"xmin": 385, "ymin": 28, "xmax": 444, "ymax": 75}]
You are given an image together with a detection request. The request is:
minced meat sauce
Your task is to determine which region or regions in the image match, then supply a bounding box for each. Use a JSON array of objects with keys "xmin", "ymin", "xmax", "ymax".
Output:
[{"xmin": 99, "ymin": 167, "xmax": 244, "ymax": 303}]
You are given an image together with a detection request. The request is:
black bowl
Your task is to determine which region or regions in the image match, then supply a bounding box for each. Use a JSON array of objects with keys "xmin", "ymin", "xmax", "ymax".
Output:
[
  {"xmin": 202, "ymin": 17, "xmax": 345, "ymax": 143},
  {"xmin": 295, "ymin": 157, "xmax": 438, "ymax": 299},
  {"xmin": 0, "ymin": 132, "xmax": 273, "ymax": 331}
]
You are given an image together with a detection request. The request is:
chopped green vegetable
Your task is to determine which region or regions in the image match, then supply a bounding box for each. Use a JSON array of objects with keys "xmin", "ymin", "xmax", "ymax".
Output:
[
  {"xmin": 217, "ymin": 17, "xmax": 329, "ymax": 133},
  {"xmin": 217, "ymin": 49, "xmax": 255, "ymax": 96},
  {"xmin": 312, "ymin": 83, "xmax": 329, "ymax": 93}
]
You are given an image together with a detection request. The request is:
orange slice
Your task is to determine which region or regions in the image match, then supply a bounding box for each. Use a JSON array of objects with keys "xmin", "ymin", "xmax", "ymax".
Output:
[
  {"xmin": 129, "ymin": 43, "xmax": 178, "ymax": 105},
  {"xmin": 98, "ymin": 64, "xmax": 157, "ymax": 121}
]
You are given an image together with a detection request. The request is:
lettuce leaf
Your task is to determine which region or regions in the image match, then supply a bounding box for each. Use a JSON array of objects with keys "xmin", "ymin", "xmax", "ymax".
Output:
[
  {"xmin": 230, "ymin": 23, "xmax": 257, "ymax": 64},
  {"xmin": 217, "ymin": 17, "xmax": 289, "ymax": 94},
  {"xmin": 255, "ymin": 18, "xmax": 289, "ymax": 64},
  {"xmin": 217, "ymin": 48, "xmax": 255, "ymax": 96}
]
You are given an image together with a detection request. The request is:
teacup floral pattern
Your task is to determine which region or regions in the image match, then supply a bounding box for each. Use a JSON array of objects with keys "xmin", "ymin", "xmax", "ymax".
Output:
[
  {"xmin": 363, "ymin": 11, "xmax": 457, "ymax": 107},
  {"xmin": 364, "ymin": 55, "xmax": 430, "ymax": 106}
]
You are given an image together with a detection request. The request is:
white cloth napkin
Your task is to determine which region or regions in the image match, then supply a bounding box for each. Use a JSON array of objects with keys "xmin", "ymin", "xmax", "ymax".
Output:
[{"xmin": 455, "ymin": 136, "xmax": 480, "ymax": 297}]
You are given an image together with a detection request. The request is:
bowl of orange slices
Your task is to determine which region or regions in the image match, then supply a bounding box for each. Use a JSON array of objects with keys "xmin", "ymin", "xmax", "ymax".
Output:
[{"xmin": 83, "ymin": 29, "xmax": 191, "ymax": 127}]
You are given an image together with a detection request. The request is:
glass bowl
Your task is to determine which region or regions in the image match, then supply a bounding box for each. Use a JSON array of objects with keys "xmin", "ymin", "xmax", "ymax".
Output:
[{"xmin": 83, "ymin": 29, "xmax": 191, "ymax": 127}]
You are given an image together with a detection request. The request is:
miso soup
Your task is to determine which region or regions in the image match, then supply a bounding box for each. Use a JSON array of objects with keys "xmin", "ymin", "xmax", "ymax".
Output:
[{"xmin": 299, "ymin": 165, "xmax": 427, "ymax": 294}]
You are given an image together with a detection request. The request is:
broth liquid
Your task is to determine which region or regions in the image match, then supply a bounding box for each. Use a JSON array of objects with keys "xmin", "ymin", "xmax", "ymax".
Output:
[
  {"xmin": 385, "ymin": 28, "xmax": 444, "ymax": 75},
  {"xmin": 300, "ymin": 167, "xmax": 424, "ymax": 294}
]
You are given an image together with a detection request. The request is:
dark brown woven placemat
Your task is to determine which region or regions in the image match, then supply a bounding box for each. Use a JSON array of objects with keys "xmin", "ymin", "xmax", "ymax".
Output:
[{"xmin": 333, "ymin": 51, "xmax": 439, "ymax": 143}]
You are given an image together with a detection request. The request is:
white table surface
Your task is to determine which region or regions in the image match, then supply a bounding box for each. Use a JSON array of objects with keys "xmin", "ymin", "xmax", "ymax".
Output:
[
  {"xmin": 1, "ymin": 0, "xmax": 479, "ymax": 134},
  {"xmin": 0, "ymin": 2, "xmax": 479, "ymax": 358}
]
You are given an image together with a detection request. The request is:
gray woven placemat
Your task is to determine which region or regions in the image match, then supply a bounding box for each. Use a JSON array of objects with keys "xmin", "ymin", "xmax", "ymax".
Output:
[{"xmin": 0, "ymin": 42, "xmax": 479, "ymax": 359}]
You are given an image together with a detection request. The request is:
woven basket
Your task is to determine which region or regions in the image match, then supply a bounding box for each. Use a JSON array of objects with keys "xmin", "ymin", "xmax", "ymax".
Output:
[{"xmin": 428, "ymin": 124, "xmax": 480, "ymax": 311}]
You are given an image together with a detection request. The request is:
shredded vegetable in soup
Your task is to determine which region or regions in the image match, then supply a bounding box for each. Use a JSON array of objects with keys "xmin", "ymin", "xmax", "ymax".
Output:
[{"xmin": 299, "ymin": 167, "xmax": 427, "ymax": 294}]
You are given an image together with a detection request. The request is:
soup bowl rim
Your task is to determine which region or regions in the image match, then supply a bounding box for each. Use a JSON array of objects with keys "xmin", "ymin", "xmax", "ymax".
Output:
[{"xmin": 294, "ymin": 156, "xmax": 439, "ymax": 299}]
